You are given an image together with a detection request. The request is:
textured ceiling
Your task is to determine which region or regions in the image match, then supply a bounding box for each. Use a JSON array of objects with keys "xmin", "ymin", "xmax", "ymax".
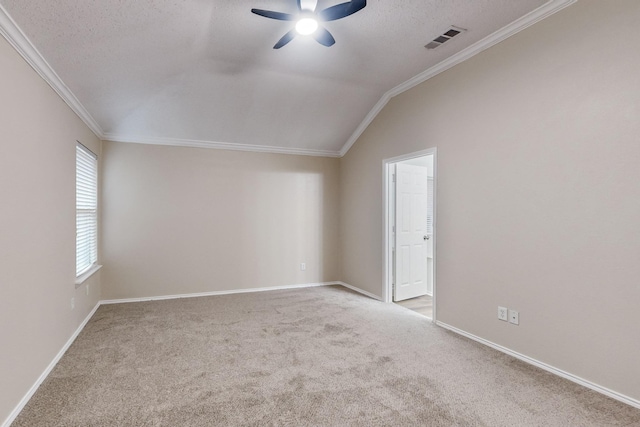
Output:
[{"xmin": 1, "ymin": 0, "xmax": 550, "ymax": 155}]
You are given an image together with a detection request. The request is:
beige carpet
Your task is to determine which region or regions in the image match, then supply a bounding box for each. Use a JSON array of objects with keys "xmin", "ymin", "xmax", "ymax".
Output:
[{"xmin": 12, "ymin": 285, "xmax": 640, "ymax": 426}]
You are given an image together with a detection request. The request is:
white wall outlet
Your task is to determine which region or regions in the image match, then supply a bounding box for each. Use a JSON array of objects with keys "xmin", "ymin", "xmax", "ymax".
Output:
[
  {"xmin": 509, "ymin": 309, "xmax": 519, "ymax": 325},
  {"xmin": 498, "ymin": 306, "xmax": 508, "ymax": 321},
  {"xmin": 300, "ymin": 263, "xmax": 306, "ymax": 271},
  {"xmin": 71, "ymin": 297, "xmax": 75, "ymax": 310}
]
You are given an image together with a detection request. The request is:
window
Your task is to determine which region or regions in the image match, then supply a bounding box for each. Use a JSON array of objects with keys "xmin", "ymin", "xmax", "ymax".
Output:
[{"xmin": 76, "ymin": 142, "xmax": 98, "ymax": 277}]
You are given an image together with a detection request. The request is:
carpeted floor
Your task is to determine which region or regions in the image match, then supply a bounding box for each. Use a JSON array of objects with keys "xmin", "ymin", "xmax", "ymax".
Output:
[{"xmin": 12, "ymin": 285, "xmax": 640, "ymax": 426}]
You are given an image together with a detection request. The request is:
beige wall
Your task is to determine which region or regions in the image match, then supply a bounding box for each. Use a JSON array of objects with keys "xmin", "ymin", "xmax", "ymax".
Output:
[
  {"xmin": 0, "ymin": 36, "xmax": 102, "ymax": 423},
  {"xmin": 3, "ymin": 0, "xmax": 639, "ymax": 419},
  {"xmin": 101, "ymin": 141, "xmax": 340, "ymax": 299},
  {"xmin": 340, "ymin": 0, "xmax": 640, "ymax": 401}
]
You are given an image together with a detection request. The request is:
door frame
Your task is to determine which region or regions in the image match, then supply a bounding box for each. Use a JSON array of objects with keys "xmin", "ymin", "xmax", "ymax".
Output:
[{"xmin": 382, "ymin": 148, "xmax": 437, "ymax": 320}]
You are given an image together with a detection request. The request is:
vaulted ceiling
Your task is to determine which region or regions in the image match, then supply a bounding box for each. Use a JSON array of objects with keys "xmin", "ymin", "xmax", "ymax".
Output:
[{"xmin": 0, "ymin": 0, "xmax": 570, "ymax": 156}]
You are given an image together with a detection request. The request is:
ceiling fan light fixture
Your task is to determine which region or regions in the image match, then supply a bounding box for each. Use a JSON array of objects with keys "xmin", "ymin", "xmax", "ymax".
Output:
[
  {"xmin": 251, "ymin": 0, "xmax": 366, "ymax": 48},
  {"xmin": 295, "ymin": 17, "xmax": 319, "ymax": 35}
]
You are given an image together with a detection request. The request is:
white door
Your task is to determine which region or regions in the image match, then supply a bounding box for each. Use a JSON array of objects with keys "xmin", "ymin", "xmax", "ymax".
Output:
[
  {"xmin": 426, "ymin": 174, "xmax": 434, "ymax": 295},
  {"xmin": 394, "ymin": 163, "xmax": 429, "ymax": 301}
]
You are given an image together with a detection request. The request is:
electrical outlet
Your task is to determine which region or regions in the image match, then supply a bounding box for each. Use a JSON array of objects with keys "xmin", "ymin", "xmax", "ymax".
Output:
[
  {"xmin": 86, "ymin": 284, "xmax": 89, "ymax": 296},
  {"xmin": 509, "ymin": 309, "xmax": 519, "ymax": 325},
  {"xmin": 498, "ymin": 306, "xmax": 508, "ymax": 321},
  {"xmin": 300, "ymin": 263, "xmax": 306, "ymax": 271},
  {"xmin": 71, "ymin": 298, "xmax": 75, "ymax": 310}
]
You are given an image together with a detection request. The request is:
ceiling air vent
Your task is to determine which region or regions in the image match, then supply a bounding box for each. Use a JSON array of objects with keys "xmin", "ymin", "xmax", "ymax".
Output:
[{"xmin": 425, "ymin": 26, "xmax": 466, "ymax": 49}]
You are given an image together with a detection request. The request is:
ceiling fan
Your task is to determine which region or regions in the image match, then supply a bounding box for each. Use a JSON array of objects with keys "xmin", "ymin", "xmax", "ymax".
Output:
[{"xmin": 251, "ymin": 0, "xmax": 366, "ymax": 49}]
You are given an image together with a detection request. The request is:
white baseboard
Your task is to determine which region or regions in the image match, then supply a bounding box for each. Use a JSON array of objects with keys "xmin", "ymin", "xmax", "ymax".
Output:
[
  {"xmin": 5, "ymin": 282, "xmax": 338, "ymax": 425},
  {"xmin": 436, "ymin": 321, "xmax": 640, "ymax": 410},
  {"xmin": 11, "ymin": 286, "xmax": 635, "ymax": 427},
  {"xmin": 2, "ymin": 302, "xmax": 101, "ymax": 427},
  {"xmin": 99, "ymin": 281, "xmax": 337, "ymax": 305},
  {"xmin": 335, "ymin": 281, "xmax": 382, "ymax": 301},
  {"xmin": 100, "ymin": 281, "xmax": 382, "ymax": 306},
  {"xmin": 6, "ymin": 281, "xmax": 370, "ymax": 426}
]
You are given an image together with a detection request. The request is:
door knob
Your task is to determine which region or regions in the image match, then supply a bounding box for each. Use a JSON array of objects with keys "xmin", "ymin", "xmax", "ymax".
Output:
[{"xmin": 423, "ymin": 235, "xmax": 430, "ymax": 240}]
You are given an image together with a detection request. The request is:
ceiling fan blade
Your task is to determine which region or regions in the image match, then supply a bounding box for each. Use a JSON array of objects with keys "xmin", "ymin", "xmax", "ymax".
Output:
[
  {"xmin": 313, "ymin": 27, "xmax": 336, "ymax": 47},
  {"xmin": 299, "ymin": 0, "xmax": 318, "ymax": 11},
  {"xmin": 251, "ymin": 8, "xmax": 295, "ymax": 21},
  {"xmin": 318, "ymin": 0, "xmax": 366, "ymax": 21},
  {"xmin": 274, "ymin": 30, "xmax": 297, "ymax": 49}
]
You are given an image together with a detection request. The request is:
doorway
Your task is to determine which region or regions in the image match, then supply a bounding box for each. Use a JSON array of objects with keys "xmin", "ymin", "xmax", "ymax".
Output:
[{"xmin": 383, "ymin": 149, "xmax": 436, "ymax": 320}]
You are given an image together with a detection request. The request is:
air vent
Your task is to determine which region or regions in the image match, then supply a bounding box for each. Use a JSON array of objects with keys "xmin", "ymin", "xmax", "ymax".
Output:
[{"xmin": 425, "ymin": 26, "xmax": 466, "ymax": 50}]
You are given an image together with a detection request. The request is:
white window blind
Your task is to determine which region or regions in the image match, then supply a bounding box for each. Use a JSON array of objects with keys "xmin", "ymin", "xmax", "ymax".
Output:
[{"xmin": 76, "ymin": 143, "xmax": 98, "ymax": 277}]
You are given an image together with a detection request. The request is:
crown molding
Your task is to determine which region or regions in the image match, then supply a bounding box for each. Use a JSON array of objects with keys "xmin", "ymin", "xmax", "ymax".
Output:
[
  {"xmin": 0, "ymin": 2, "xmax": 340, "ymax": 159},
  {"xmin": 2, "ymin": 0, "xmax": 576, "ymax": 159},
  {"xmin": 338, "ymin": 95, "xmax": 391, "ymax": 158},
  {"xmin": 103, "ymin": 133, "xmax": 342, "ymax": 158},
  {"xmin": 339, "ymin": 0, "xmax": 578, "ymax": 157},
  {"xmin": 0, "ymin": 4, "xmax": 105, "ymax": 138}
]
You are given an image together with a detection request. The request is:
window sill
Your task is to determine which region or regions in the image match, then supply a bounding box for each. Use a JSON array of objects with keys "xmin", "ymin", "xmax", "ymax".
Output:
[{"xmin": 75, "ymin": 264, "xmax": 102, "ymax": 288}]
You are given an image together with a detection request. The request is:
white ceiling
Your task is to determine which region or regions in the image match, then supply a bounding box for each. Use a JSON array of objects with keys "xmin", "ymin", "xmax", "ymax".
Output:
[{"xmin": 1, "ymin": 0, "xmax": 563, "ymax": 156}]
